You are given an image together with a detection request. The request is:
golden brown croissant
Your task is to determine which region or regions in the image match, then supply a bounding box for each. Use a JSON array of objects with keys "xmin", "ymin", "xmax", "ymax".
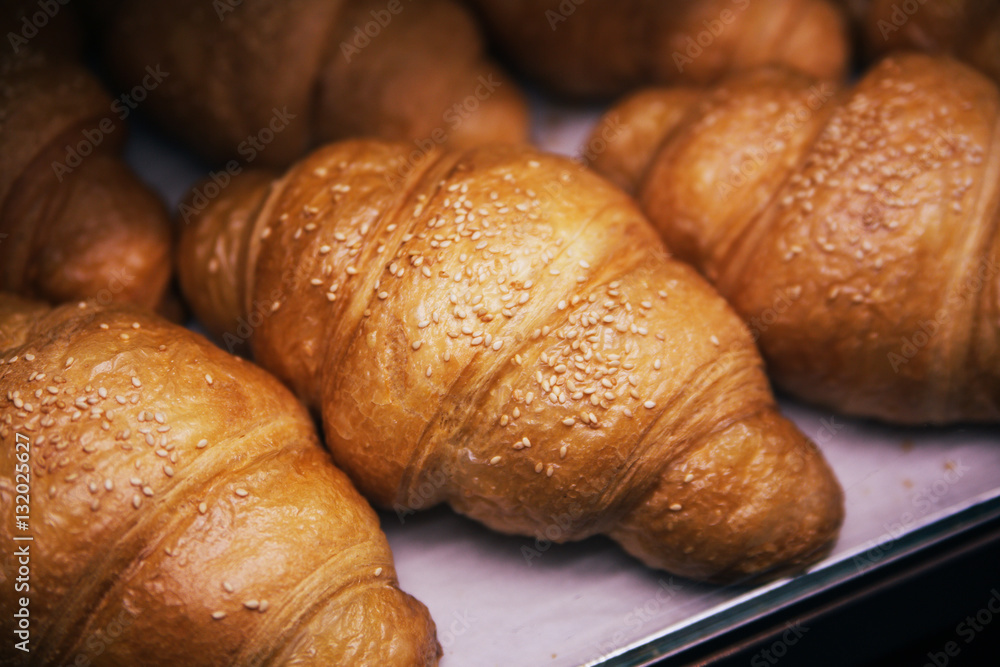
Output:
[
  {"xmin": 91, "ymin": 0, "xmax": 530, "ymax": 167},
  {"xmin": 0, "ymin": 3, "xmax": 172, "ymax": 311},
  {"xmin": 839, "ymin": 0, "xmax": 1000, "ymax": 82},
  {"xmin": 588, "ymin": 52, "xmax": 1000, "ymax": 424},
  {"xmin": 177, "ymin": 139, "xmax": 843, "ymax": 583},
  {"xmin": 0, "ymin": 293, "xmax": 439, "ymax": 666},
  {"xmin": 468, "ymin": 0, "xmax": 850, "ymax": 99}
]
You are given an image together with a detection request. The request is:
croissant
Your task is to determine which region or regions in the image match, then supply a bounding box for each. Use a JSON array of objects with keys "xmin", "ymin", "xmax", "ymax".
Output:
[
  {"xmin": 0, "ymin": 293, "xmax": 439, "ymax": 666},
  {"xmin": 0, "ymin": 3, "xmax": 172, "ymax": 311},
  {"xmin": 467, "ymin": 0, "xmax": 850, "ymax": 99},
  {"xmin": 839, "ymin": 0, "xmax": 1000, "ymax": 83},
  {"xmin": 177, "ymin": 139, "xmax": 844, "ymax": 583},
  {"xmin": 90, "ymin": 0, "xmax": 530, "ymax": 168},
  {"xmin": 588, "ymin": 52, "xmax": 1000, "ymax": 424}
]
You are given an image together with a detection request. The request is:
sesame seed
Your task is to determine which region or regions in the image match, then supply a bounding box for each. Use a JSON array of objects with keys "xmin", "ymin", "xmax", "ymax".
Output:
[
  {"xmin": 710, "ymin": 335, "xmax": 720, "ymax": 346},
  {"xmin": 644, "ymin": 401, "xmax": 656, "ymax": 409},
  {"xmin": 490, "ymin": 456, "xmax": 502, "ymax": 465},
  {"xmin": 562, "ymin": 418, "xmax": 575, "ymax": 426},
  {"xmin": 198, "ymin": 502, "xmax": 208, "ymax": 514},
  {"xmin": 235, "ymin": 488, "xmax": 249, "ymax": 497},
  {"xmin": 412, "ymin": 341, "xmax": 422, "ymax": 351},
  {"xmin": 259, "ymin": 600, "xmax": 270, "ymax": 612},
  {"xmin": 546, "ymin": 465, "xmax": 555, "ymax": 477},
  {"xmin": 346, "ymin": 266, "xmax": 358, "ymax": 275},
  {"xmin": 244, "ymin": 600, "xmax": 259, "ymax": 610},
  {"xmin": 669, "ymin": 503, "xmax": 683, "ymax": 511},
  {"xmin": 684, "ymin": 473, "xmax": 695, "ymax": 483},
  {"xmin": 425, "ymin": 366, "xmax": 432, "ymax": 378},
  {"xmin": 559, "ymin": 445, "xmax": 568, "ymax": 459},
  {"xmin": 375, "ymin": 567, "xmax": 383, "ymax": 576},
  {"xmin": 132, "ymin": 495, "xmax": 142, "ymax": 509},
  {"xmin": 154, "ymin": 412, "xmax": 166, "ymax": 424},
  {"xmin": 500, "ymin": 415, "xmax": 509, "ymax": 426},
  {"xmin": 211, "ymin": 611, "xmax": 226, "ymax": 620},
  {"xmin": 223, "ymin": 581, "xmax": 234, "ymax": 593},
  {"xmin": 196, "ymin": 439, "xmax": 208, "ymax": 449},
  {"xmin": 205, "ymin": 374, "xmax": 214, "ymax": 385},
  {"xmin": 653, "ymin": 359, "xmax": 661, "ymax": 370},
  {"xmin": 131, "ymin": 377, "xmax": 141, "ymax": 388},
  {"xmin": 534, "ymin": 462, "xmax": 544, "ymax": 473},
  {"xmin": 142, "ymin": 486, "xmax": 154, "ymax": 497}
]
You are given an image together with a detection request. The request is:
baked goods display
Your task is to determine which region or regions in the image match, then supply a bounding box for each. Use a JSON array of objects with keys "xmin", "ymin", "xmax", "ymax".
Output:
[
  {"xmin": 0, "ymin": 2, "xmax": 172, "ymax": 311},
  {"xmin": 90, "ymin": 0, "xmax": 530, "ymax": 167},
  {"xmin": 588, "ymin": 52, "xmax": 1000, "ymax": 424},
  {"xmin": 0, "ymin": 294, "xmax": 440, "ymax": 666},
  {"xmin": 468, "ymin": 0, "xmax": 850, "ymax": 98},
  {"xmin": 177, "ymin": 139, "xmax": 844, "ymax": 583},
  {"xmin": 839, "ymin": 0, "xmax": 1000, "ymax": 82},
  {"xmin": 8, "ymin": 0, "xmax": 1000, "ymax": 662}
]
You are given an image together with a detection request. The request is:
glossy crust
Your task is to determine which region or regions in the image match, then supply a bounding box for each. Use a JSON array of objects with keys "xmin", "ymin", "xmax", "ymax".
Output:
[
  {"xmin": 590, "ymin": 53, "xmax": 1000, "ymax": 424},
  {"xmin": 0, "ymin": 4, "xmax": 171, "ymax": 310},
  {"xmin": 840, "ymin": 0, "xmax": 1000, "ymax": 83},
  {"xmin": 95, "ymin": 0, "xmax": 529, "ymax": 167},
  {"xmin": 0, "ymin": 294, "xmax": 439, "ymax": 666},
  {"xmin": 178, "ymin": 139, "xmax": 843, "ymax": 583},
  {"xmin": 469, "ymin": 0, "xmax": 849, "ymax": 99}
]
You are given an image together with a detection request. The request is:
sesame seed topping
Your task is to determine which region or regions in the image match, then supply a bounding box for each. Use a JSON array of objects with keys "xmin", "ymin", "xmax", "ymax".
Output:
[
  {"xmin": 131, "ymin": 377, "xmax": 141, "ymax": 388},
  {"xmin": 669, "ymin": 504, "xmax": 683, "ymax": 511},
  {"xmin": 132, "ymin": 495, "xmax": 142, "ymax": 509},
  {"xmin": 644, "ymin": 401, "xmax": 656, "ymax": 409},
  {"xmin": 375, "ymin": 567, "xmax": 383, "ymax": 576},
  {"xmin": 489, "ymin": 456, "xmax": 502, "ymax": 465},
  {"xmin": 205, "ymin": 374, "xmax": 214, "ymax": 385},
  {"xmin": 534, "ymin": 462, "xmax": 544, "ymax": 473},
  {"xmin": 196, "ymin": 439, "xmax": 208, "ymax": 449},
  {"xmin": 198, "ymin": 502, "xmax": 208, "ymax": 514},
  {"xmin": 412, "ymin": 341, "xmax": 422, "ymax": 350},
  {"xmin": 235, "ymin": 488, "xmax": 249, "ymax": 497},
  {"xmin": 684, "ymin": 473, "xmax": 695, "ymax": 483},
  {"xmin": 211, "ymin": 611, "xmax": 226, "ymax": 620},
  {"xmin": 223, "ymin": 581, "xmax": 234, "ymax": 593},
  {"xmin": 243, "ymin": 600, "xmax": 259, "ymax": 610}
]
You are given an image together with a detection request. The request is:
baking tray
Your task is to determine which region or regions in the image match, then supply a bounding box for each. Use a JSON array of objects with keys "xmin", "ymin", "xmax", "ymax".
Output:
[{"xmin": 124, "ymin": 100, "xmax": 1000, "ymax": 667}]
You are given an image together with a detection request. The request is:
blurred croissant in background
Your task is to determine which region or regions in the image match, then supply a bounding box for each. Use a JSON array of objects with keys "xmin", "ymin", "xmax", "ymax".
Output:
[
  {"xmin": 86, "ymin": 0, "xmax": 530, "ymax": 168},
  {"xmin": 0, "ymin": 1, "xmax": 172, "ymax": 312},
  {"xmin": 468, "ymin": 0, "xmax": 850, "ymax": 98},
  {"xmin": 839, "ymin": 0, "xmax": 1000, "ymax": 82}
]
